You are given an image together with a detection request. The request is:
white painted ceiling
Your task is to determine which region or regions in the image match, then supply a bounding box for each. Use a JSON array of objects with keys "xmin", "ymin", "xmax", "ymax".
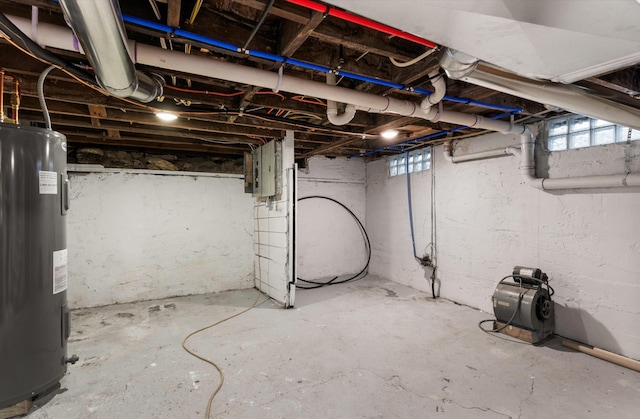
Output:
[{"xmin": 328, "ymin": 0, "xmax": 640, "ymax": 83}]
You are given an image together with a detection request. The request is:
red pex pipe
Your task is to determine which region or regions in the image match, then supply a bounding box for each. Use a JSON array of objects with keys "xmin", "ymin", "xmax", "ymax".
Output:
[{"xmin": 286, "ymin": 0, "xmax": 438, "ymax": 49}]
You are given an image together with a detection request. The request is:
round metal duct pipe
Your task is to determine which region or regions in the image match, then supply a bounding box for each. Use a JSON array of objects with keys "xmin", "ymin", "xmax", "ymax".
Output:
[{"xmin": 58, "ymin": 0, "xmax": 162, "ymax": 102}]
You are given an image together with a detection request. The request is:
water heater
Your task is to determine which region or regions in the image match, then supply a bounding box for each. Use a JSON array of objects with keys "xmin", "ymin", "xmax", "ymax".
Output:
[{"xmin": 0, "ymin": 123, "xmax": 72, "ymax": 407}]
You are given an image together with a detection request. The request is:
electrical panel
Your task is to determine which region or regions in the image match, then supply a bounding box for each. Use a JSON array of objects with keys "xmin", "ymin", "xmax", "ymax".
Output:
[{"xmin": 245, "ymin": 140, "xmax": 282, "ymax": 198}]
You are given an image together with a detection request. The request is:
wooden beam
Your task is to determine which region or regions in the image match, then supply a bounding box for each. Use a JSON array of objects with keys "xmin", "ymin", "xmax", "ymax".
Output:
[
  {"xmin": 107, "ymin": 129, "xmax": 121, "ymax": 139},
  {"xmin": 167, "ymin": 0, "xmax": 182, "ymax": 28},
  {"xmin": 298, "ymin": 135, "xmax": 362, "ymax": 158},
  {"xmin": 66, "ymin": 133, "xmax": 248, "ymax": 155},
  {"xmin": 279, "ymin": 11, "xmax": 325, "ymax": 57},
  {"xmin": 225, "ymin": 0, "xmax": 420, "ymax": 61},
  {"xmin": 88, "ymin": 104, "xmax": 107, "ymax": 127}
]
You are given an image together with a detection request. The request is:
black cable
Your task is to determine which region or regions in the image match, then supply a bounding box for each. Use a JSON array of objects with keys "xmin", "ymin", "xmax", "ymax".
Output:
[
  {"xmin": 0, "ymin": 12, "xmax": 96, "ymax": 86},
  {"xmin": 295, "ymin": 196, "xmax": 371, "ymax": 290},
  {"xmin": 242, "ymin": 0, "xmax": 276, "ymax": 50}
]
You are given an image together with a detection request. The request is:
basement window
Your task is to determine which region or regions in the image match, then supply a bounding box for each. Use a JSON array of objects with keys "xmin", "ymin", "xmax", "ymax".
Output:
[
  {"xmin": 547, "ymin": 116, "xmax": 640, "ymax": 151},
  {"xmin": 389, "ymin": 149, "xmax": 431, "ymax": 177}
]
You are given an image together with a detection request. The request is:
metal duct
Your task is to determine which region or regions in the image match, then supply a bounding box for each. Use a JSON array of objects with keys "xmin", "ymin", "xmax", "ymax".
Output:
[
  {"xmin": 58, "ymin": 0, "xmax": 162, "ymax": 103},
  {"xmin": 439, "ymin": 48, "xmax": 640, "ymax": 131}
]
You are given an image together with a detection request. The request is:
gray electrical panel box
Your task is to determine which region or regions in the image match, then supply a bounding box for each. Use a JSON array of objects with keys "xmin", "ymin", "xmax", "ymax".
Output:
[{"xmin": 246, "ymin": 140, "xmax": 282, "ymax": 198}]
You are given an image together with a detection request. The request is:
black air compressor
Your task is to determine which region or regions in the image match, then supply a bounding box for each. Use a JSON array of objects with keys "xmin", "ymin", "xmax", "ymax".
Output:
[{"xmin": 492, "ymin": 266, "xmax": 554, "ymax": 343}]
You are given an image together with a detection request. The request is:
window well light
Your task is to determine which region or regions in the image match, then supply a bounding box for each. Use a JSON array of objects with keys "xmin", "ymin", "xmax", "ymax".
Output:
[
  {"xmin": 380, "ymin": 129, "xmax": 399, "ymax": 140},
  {"xmin": 155, "ymin": 111, "xmax": 178, "ymax": 122}
]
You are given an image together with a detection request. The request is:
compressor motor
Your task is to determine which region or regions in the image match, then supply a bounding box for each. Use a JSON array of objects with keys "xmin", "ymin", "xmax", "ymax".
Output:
[{"xmin": 492, "ymin": 266, "xmax": 555, "ymax": 343}]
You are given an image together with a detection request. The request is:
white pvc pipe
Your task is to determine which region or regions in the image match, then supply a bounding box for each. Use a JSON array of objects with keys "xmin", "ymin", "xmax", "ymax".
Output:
[
  {"xmin": 540, "ymin": 173, "xmax": 640, "ymax": 190},
  {"xmin": 420, "ymin": 70, "xmax": 446, "ymax": 111},
  {"xmin": 518, "ymin": 131, "xmax": 640, "ymax": 190},
  {"xmin": 6, "ymin": 15, "xmax": 509, "ymax": 131},
  {"xmin": 442, "ymin": 130, "xmax": 639, "ymax": 191},
  {"xmin": 326, "ymin": 72, "xmax": 356, "ymax": 126},
  {"xmin": 443, "ymin": 141, "xmax": 520, "ymax": 163}
]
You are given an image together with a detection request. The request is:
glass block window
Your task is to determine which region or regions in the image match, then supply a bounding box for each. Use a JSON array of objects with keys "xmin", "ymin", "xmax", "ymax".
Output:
[
  {"xmin": 389, "ymin": 148, "xmax": 431, "ymax": 177},
  {"xmin": 547, "ymin": 115, "xmax": 640, "ymax": 151}
]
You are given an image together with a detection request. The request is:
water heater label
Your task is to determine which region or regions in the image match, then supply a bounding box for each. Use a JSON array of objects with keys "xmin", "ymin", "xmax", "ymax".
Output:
[
  {"xmin": 53, "ymin": 249, "xmax": 68, "ymax": 294},
  {"xmin": 39, "ymin": 171, "xmax": 58, "ymax": 194}
]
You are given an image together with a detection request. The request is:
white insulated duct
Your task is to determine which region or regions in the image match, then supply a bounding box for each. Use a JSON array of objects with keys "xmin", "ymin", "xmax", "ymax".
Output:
[
  {"xmin": 325, "ymin": 72, "xmax": 356, "ymax": 126},
  {"xmin": 440, "ymin": 48, "xmax": 640, "ymax": 131},
  {"xmin": 57, "ymin": 0, "xmax": 162, "ymax": 103}
]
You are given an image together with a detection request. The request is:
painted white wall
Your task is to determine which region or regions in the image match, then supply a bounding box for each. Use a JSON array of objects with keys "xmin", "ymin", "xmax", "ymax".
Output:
[
  {"xmin": 67, "ymin": 170, "xmax": 254, "ymax": 308},
  {"xmin": 254, "ymin": 135, "xmax": 296, "ymax": 306},
  {"xmin": 366, "ymin": 130, "xmax": 640, "ymax": 359},
  {"xmin": 297, "ymin": 156, "xmax": 367, "ymax": 281}
]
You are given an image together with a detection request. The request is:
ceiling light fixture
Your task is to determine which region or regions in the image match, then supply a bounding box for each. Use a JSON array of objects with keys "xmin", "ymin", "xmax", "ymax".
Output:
[
  {"xmin": 380, "ymin": 129, "xmax": 399, "ymax": 140},
  {"xmin": 155, "ymin": 112, "xmax": 178, "ymax": 122}
]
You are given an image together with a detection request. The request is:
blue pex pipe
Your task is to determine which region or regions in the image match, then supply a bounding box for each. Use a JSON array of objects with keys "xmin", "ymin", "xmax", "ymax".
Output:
[
  {"xmin": 120, "ymin": 14, "xmax": 522, "ymax": 113},
  {"xmin": 352, "ymin": 111, "xmax": 517, "ymax": 158}
]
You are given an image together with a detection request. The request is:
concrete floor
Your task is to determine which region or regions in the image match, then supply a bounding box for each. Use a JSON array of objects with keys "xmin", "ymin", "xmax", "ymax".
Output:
[{"xmin": 25, "ymin": 275, "xmax": 640, "ymax": 418}]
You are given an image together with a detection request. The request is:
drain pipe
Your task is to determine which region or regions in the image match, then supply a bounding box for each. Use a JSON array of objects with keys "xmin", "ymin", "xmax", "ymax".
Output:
[
  {"xmin": 326, "ymin": 72, "xmax": 356, "ymax": 126},
  {"xmin": 420, "ymin": 70, "xmax": 446, "ymax": 112},
  {"xmin": 58, "ymin": 0, "xmax": 162, "ymax": 103},
  {"xmin": 439, "ymin": 48, "xmax": 640, "ymax": 131}
]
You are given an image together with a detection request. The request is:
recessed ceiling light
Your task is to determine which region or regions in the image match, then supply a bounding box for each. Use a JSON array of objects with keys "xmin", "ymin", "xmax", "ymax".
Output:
[
  {"xmin": 380, "ymin": 129, "xmax": 399, "ymax": 140},
  {"xmin": 155, "ymin": 112, "xmax": 178, "ymax": 122}
]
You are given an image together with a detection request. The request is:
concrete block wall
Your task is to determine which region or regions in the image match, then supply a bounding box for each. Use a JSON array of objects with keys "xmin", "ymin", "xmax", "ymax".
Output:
[
  {"xmin": 366, "ymin": 130, "xmax": 640, "ymax": 360},
  {"xmin": 297, "ymin": 156, "xmax": 367, "ymax": 281},
  {"xmin": 67, "ymin": 170, "xmax": 254, "ymax": 308}
]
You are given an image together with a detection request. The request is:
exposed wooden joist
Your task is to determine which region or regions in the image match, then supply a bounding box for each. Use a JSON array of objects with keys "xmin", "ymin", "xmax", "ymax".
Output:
[
  {"xmin": 107, "ymin": 129, "xmax": 121, "ymax": 139},
  {"xmin": 88, "ymin": 104, "xmax": 107, "ymax": 127},
  {"xmin": 167, "ymin": 0, "xmax": 182, "ymax": 28},
  {"xmin": 279, "ymin": 11, "xmax": 325, "ymax": 57}
]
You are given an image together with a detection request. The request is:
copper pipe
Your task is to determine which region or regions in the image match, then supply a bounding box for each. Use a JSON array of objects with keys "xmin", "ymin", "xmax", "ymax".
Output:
[{"xmin": 11, "ymin": 79, "xmax": 20, "ymax": 124}]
